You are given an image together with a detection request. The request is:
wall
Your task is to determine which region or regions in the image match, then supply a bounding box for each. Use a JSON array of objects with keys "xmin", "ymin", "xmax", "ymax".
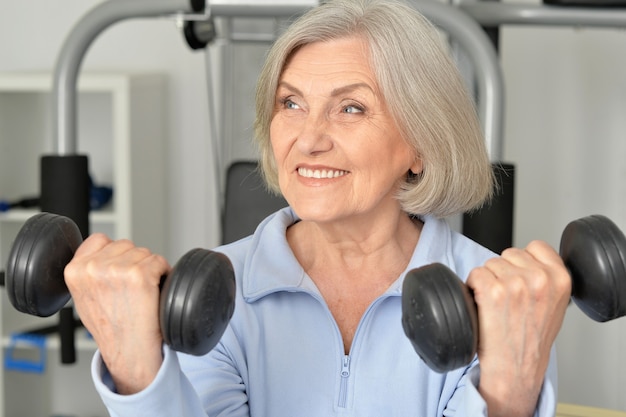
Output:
[
  {"xmin": 2, "ymin": 0, "xmax": 626, "ymax": 412},
  {"xmin": 501, "ymin": 23, "xmax": 626, "ymax": 410}
]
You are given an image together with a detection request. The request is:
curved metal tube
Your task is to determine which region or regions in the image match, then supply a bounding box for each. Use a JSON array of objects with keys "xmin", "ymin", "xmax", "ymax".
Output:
[
  {"xmin": 460, "ymin": 3, "xmax": 626, "ymax": 27},
  {"xmin": 53, "ymin": 0, "xmax": 504, "ymax": 160},
  {"xmin": 53, "ymin": 0, "xmax": 193, "ymax": 155},
  {"xmin": 411, "ymin": 0, "xmax": 505, "ymax": 162},
  {"xmin": 206, "ymin": 0, "xmax": 317, "ymax": 17}
]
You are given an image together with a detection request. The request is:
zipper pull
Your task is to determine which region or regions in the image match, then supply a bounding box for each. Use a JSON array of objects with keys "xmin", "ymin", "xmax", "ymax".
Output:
[
  {"xmin": 338, "ymin": 355, "xmax": 351, "ymax": 408},
  {"xmin": 341, "ymin": 355, "xmax": 350, "ymax": 378}
]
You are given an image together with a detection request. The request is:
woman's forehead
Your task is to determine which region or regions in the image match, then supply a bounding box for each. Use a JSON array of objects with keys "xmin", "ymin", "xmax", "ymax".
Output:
[{"xmin": 278, "ymin": 37, "xmax": 380, "ymax": 94}]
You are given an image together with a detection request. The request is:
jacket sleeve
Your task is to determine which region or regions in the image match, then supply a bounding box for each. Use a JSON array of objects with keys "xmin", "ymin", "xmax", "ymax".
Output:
[
  {"xmin": 443, "ymin": 346, "xmax": 558, "ymax": 417},
  {"xmin": 90, "ymin": 346, "xmax": 218, "ymax": 417}
]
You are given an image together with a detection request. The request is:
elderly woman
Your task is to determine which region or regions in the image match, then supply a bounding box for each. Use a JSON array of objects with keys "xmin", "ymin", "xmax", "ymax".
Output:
[{"xmin": 65, "ymin": 0, "xmax": 571, "ymax": 416}]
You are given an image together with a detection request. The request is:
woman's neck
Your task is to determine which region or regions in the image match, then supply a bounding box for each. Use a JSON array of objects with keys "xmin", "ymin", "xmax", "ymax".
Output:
[{"xmin": 287, "ymin": 211, "xmax": 423, "ymax": 280}]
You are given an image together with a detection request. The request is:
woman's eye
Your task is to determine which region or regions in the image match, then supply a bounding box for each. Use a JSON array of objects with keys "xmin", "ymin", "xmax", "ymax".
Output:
[
  {"xmin": 342, "ymin": 104, "xmax": 364, "ymax": 114},
  {"xmin": 281, "ymin": 98, "xmax": 299, "ymax": 110}
]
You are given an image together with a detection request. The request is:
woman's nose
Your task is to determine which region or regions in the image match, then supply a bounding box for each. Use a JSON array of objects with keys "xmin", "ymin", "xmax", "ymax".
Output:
[{"xmin": 295, "ymin": 112, "xmax": 333, "ymax": 155}]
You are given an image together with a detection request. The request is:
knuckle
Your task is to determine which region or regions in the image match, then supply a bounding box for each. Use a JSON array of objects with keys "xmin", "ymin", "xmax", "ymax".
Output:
[
  {"xmin": 508, "ymin": 275, "xmax": 527, "ymax": 296},
  {"xmin": 483, "ymin": 257, "xmax": 497, "ymax": 269},
  {"xmin": 483, "ymin": 256, "xmax": 503, "ymax": 271},
  {"xmin": 91, "ymin": 232, "xmax": 115, "ymax": 245},
  {"xmin": 134, "ymin": 246, "xmax": 152, "ymax": 256},
  {"xmin": 526, "ymin": 239, "xmax": 550, "ymax": 253},
  {"xmin": 125, "ymin": 261, "xmax": 158, "ymax": 289},
  {"xmin": 500, "ymin": 247, "xmax": 522, "ymax": 259},
  {"xmin": 466, "ymin": 266, "xmax": 489, "ymax": 287},
  {"xmin": 126, "ymin": 262, "xmax": 148, "ymax": 279},
  {"xmin": 487, "ymin": 281, "xmax": 506, "ymax": 301},
  {"xmin": 113, "ymin": 238, "xmax": 135, "ymax": 251},
  {"xmin": 86, "ymin": 232, "xmax": 109, "ymax": 245}
]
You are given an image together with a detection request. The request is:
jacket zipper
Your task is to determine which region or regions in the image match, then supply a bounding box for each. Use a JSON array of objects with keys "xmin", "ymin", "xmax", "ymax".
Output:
[
  {"xmin": 336, "ymin": 297, "xmax": 389, "ymax": 409},
  {"xmin": 338, "ymin": 354, "xmax": 351, "ymax": 408}
]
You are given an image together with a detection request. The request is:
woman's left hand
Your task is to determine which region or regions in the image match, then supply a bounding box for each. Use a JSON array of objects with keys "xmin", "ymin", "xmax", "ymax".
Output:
[{"xmin": 466, "ymin": 240, "xmax": 572, "ymax": 417}]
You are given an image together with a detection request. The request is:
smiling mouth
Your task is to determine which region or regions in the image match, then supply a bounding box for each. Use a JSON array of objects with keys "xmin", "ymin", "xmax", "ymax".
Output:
[{"xmin": 297, "ymin": 167, "xmax": 348, "ymax": 179}]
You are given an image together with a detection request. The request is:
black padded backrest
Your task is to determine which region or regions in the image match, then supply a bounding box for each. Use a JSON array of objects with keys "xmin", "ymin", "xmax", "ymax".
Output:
[{"xmin": 222, "ymin": 161, "xmax": 288, "ymax": 244}]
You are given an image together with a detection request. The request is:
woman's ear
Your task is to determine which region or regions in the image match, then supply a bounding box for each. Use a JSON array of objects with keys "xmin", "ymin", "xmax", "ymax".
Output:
[{"xmin": 409, "ymin": 158, "xmax": 423, "ymax": 175}]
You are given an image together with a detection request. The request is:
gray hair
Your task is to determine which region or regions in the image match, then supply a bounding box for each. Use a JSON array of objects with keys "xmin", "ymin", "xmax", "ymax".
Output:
[{"xmin": 254, "ymin": 0, "xmax": 494, "ymax": 218}]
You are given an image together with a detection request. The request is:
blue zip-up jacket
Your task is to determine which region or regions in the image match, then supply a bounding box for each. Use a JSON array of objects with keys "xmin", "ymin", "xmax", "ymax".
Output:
[{"xmin": 92, "ymin": 207, "xmax": 558, "ymax": 416}]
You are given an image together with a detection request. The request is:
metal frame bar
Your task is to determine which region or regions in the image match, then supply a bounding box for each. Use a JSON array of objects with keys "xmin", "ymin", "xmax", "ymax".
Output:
[
  {"xmin": 407, "ymin": 0, "xmax": 504, "ymax": 161},
  {"xmin": 459, "ymin": 3, "xmax": 626, "ymax": 28},
  {"xmin": 205, "ymin": 0, "xmax": 316, "ymax": 17},
  {"xmin": 53, "ymin": 0, "xmax": 194, "ymax": 155}
]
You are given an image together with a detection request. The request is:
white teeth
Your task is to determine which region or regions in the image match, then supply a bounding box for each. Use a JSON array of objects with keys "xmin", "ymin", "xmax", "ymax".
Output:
[{"xmin": 297, "ymin": 167, "xmax": 347, "ymax": 179}]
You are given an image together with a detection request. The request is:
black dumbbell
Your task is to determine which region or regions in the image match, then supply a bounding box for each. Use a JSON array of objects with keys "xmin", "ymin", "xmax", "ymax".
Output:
[
  {"xmin": 401, "ymin": 214, "xmax": 626, "ymax": 372},
  {"xmin": 5, "ymin": 212, "xmax": 236, "ymax": 356}
]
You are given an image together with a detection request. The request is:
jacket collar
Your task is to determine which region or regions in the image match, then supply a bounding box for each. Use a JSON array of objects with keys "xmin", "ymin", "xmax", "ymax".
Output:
[{"xmin": 242, "ymin": 207, "xmax": 455, "ymax": 302}]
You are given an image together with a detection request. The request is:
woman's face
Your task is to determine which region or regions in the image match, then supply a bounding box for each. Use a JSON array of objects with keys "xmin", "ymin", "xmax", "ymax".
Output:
[{"xmin": 270, "ymin": 37, "xmax": 422, "ymax": 224}]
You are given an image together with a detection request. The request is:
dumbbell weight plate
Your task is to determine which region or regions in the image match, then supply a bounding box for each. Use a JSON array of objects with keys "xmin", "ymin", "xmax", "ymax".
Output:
[
  {"xmin": 560, "ymin": 215, "xmax": 626, "ymax": 322},
  {"xmin": 5, "ymin": 213, "xmax": 82, "ymax": 317},
  {"xmin": 160, "ymin": 249, "xmax": 236, "ymax": 356},
  {"xmin": 401, "ymin": 263, "xmax": 478, "ymax": 372}
]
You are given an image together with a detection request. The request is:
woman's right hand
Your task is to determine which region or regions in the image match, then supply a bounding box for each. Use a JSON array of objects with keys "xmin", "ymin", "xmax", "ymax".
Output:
[{"xmin": 64, "ymin": 233, "xmax": 171, "ymax": 395}]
